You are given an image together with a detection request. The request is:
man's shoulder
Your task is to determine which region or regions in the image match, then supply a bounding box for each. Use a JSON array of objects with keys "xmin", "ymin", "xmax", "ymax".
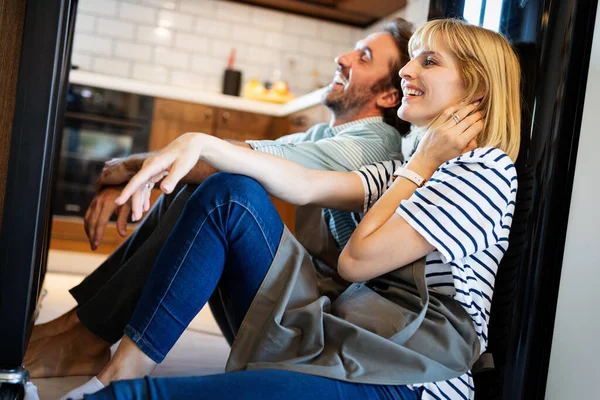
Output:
[{"xmin": 336, "ymin": 120, "xmax": 401, "ymax": 140}]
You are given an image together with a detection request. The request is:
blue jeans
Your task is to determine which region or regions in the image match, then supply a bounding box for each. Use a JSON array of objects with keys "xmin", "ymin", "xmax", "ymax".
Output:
[
  {"xmin": 87, "ymin": 173, "xmax": 421, "ymax": 400},
  {"xmin": 87, "ymin": 370, "xmax": 421, "ymax": 400}
]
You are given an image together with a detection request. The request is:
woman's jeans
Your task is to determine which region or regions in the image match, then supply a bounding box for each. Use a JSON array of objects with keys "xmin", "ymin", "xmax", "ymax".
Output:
[{"xmin": 88, "ymin": 173, "xmax": 421, "ymax": 400}]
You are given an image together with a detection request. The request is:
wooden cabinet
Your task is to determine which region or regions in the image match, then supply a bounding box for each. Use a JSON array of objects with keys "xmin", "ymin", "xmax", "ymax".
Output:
[
  {"xmin": 149, "ymin": 98, "xmax": 214, "ymax": 151},
  {"xmin": 51, "ymin": 97, "xmax": 308, "ymax": 255}
]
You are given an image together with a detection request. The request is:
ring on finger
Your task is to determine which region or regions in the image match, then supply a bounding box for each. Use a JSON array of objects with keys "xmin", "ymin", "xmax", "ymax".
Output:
[
  {"xmin": 145, "ymin": 182, "xmax": 152, "ymax": 190},
  {"xmin": 452, "ymin": 112, "xmax": 461, "ymax": 124}
]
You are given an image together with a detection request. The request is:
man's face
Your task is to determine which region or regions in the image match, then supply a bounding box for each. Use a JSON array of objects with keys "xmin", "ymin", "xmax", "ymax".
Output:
[{"xmin": 323, "ymin": 32, "xmax": 401, "ymax": 117}]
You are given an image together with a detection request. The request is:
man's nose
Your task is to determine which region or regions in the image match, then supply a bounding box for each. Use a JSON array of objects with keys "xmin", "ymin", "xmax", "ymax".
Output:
[{"xmin": 335, "ymin": 52, "xmax": 352, "ymax": 68}]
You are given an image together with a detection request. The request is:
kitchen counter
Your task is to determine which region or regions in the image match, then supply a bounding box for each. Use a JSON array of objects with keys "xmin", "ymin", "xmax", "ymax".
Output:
[{"xmin": 69, "ymin": 70, "xmax": 327, "ymax": 117}]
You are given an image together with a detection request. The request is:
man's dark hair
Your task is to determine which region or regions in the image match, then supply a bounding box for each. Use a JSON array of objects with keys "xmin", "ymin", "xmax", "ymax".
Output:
[{"xmin": 374, "ymin": 18, "xmax": 414, "ymax": 135}]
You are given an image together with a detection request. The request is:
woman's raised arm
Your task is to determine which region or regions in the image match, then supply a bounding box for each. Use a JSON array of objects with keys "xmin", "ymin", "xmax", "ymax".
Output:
[{"xmin": 115, "ymin": 132, "xmax": 365, "ymax": 220}]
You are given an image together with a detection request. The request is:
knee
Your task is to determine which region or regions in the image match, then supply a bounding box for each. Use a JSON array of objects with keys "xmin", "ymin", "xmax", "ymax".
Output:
[{"xmin": 192, "ymin": 173, "xmax": 268, "ymax": 204}]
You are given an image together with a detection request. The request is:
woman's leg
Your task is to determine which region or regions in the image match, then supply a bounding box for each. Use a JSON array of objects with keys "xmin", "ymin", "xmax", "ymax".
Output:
[
  {"xmin": 86, "ymin": 370, "xmax": 422, "ymax": 400},
  {"xmin": 99, "ymin": 173, "xmax": 284, "ymax": 382}
]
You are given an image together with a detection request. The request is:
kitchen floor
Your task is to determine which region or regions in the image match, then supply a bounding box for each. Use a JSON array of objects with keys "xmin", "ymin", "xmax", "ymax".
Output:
[{"xmin": 31, "ymin": 251, "xmax": 230, "ymax": 399}]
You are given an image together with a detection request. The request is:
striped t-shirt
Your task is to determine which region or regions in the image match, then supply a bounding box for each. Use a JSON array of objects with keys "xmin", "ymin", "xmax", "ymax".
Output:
[
  {"xmin": 354, "ymin": 147, "xmax": 518, "ymax": 400},
  {"xmin": 247, "ymin": 116, "xmax": 403, "ymax": 248}
]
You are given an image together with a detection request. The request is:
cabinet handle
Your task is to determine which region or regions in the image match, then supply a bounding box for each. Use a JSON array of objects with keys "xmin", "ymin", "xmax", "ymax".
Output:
[
  {"xmin": 221, "ymin": 111, "xmax": 230, "ymax": 123},
  {"xmin": 204, "ymin": 109, "xmax": 213, "ymax": 119}
]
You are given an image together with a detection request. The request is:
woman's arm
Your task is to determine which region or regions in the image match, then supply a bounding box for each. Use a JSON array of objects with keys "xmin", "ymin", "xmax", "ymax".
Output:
[
  {"xmin": 115, "ymin": 132, "xmax": 365, "ymax": 220},
  {"xmin": 200, "ymin": 134, "xmax": 365, "ymax": 212},
  {"xmin": 339, "ymin": 103, "xmax": 483, "ymax": 282}
]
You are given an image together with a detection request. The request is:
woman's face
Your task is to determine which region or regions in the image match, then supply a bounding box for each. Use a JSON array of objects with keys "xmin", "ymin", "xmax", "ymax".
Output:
[{"xmin": 397, "ymin": 38, "xmax": 467, "ymax": 127}]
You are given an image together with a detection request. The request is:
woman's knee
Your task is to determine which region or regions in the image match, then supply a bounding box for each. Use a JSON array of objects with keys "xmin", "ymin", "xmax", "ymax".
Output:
[{"xmin": 204, "ymin": 172, "xmax": 265, "ymax": 195}]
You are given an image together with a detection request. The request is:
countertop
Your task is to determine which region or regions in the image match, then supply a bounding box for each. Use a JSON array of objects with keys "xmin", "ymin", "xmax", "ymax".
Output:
[{"xmin": 69, "ymin": 70, "xmax": 327, "ymax": 117}]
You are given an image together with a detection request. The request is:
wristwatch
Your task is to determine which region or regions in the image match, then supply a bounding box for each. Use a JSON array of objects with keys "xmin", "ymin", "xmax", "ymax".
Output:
[{"xmin": 393, "ymin": 167, "xmax": 427, "ymax": 188}]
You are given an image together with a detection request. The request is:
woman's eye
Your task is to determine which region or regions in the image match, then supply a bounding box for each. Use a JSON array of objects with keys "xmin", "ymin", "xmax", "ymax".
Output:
[{"xmin": 424, "ymin": 58, "xmax": 436, "ymax": 66}]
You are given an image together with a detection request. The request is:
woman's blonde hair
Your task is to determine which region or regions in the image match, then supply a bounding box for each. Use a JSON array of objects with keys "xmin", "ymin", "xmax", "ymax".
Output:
[{"xmin": 409, "ymin": 19, "xmax": 521, "ymax": 162}]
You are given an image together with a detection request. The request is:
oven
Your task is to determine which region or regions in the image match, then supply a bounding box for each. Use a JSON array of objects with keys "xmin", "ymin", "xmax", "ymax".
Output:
[{"xmin": 53, "ymin": 84, "xmax": 154, "ymax": 218}]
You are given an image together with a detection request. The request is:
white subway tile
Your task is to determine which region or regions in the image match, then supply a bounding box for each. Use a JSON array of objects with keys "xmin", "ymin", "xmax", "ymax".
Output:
[
  {"xmin": 73, "ymin": 34, "xmax": 112, "ymax": 56},
  {"xmin": 316, "ymin": 58, "xmax": 336, "ymax": 81},
  {"xmin": 191, "ymin": 54, "xmax": 225, "ymax": 74},
  {"xmin": 78, "ymin": 0, "xmax": 118, "ymax": 17},
  {"xmin": 232, "ymin": 25, "xmax": 265, "ymax": 45},
  {"xmin": 133, "ymin": 63, "xmax": 169, "ymax": 84},
  {"xmin": 331, "ymin": 43, "xmax": 352, "ymax": 59},
  {"xmin": 71, "ymin": 53, "xmax": 92, "ymax": 70},
  {"xmin": 209, "ymin": 39, "xmax": 248, "ymax": 63},
  {"xmin": 119, "ymin": 3, "xmax": 157, "ymax": 24},
  {"xmin": 170, "ymin": 70, "xmax": 205, "ymax": 90},
  {"xmin": 114, "ymin": 41, "xmax": 152, "ymax": 62},
  {"xmin": 180, "ymin": 0, "xmax": 215, "ymax": 17},
  {"xmin": 318, "ymin": 21, "xmax": 353, "ymax": 44},
  {"xmin": 137, "ymin": 25, "xmax": 174, "ymax": 46},
  {"xmin": 154, "ymin": 47, "xmax": 190, "ymax": 69},
  {"xmin": 203, "ymin": 75, "xmax": 222, "ymax": 93},
  {"xmin": 251, "ymin": 8, "xmax": 284, "ymax": 32},
  {"xmin": 174, "ymin": 32, "xmax": 208, "ymax": 53},
  {"xmin": 264, "ymin": 31, "xmax": 299, "ymax": 51},
  {"xmin": 244, "ymin": 46, "xmax": 276, "ymax": 66},
  {"xmin": 92, "ymin": 57, "xmax": 131, "ymax": 77},
  {"xmin": 75, "ymin": 14, "xmax": 96, "ymax": 34},
  {"xmin": 284, "ymin": 14, "xmax": 318, "ymax": 38},
  {"xmin": 195, "ymin": 17, "xmax": 230, "ymax": 39},
  {"xmin": 300, "ymin": 37, "xmax": 333, "ymax": 58},
  {"xmin": 138, "ymin": 0, "xmax": 177, "ymax": 10},
  {"xmin": 281, "ymin": 53, "xmax": 316, "ymax": 79},
  {"xmin": 96, "ymin": 18, "xmax": 135, "ymax": 39},
  {"xmin": 215, "ymin": 1, "xmax": 253, "ymax": 23},
  {"xmin": 158, "ymin": 10, "xmax": 193, "ymax": 31},
  {"xmin": 238, "ymin": 63, "xmax": 269, "ymax": 82}
]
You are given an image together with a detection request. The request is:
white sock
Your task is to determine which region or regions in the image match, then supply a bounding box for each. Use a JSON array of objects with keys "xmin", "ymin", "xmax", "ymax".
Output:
[{"xmin": 59, "ymin": 376, "xmax": 105, "ymax": 400}]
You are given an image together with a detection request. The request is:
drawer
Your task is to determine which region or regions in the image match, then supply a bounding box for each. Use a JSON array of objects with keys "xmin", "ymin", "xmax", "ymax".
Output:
[
  {"xmin": 154, "ymin": 98, "xmax": 215, "ymax": 125},
  {"xmin": 213, "ymin": 108, "xmax": 276, "ymax": 141}
]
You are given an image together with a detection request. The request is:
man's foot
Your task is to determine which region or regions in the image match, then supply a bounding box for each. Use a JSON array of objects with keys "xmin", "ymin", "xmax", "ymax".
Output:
[
  {"xmin": 29, "ymin": 307, "xmax": 79, "ymax": 342},
  {"xmin": 24, "ymin": 322, "xmax": 111, "ymax": 378}
]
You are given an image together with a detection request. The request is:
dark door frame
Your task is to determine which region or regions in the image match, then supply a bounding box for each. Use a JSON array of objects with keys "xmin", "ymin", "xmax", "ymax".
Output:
[{"xmin": 0, "ymin": 0, "xmax": 77, "ymax": 369}]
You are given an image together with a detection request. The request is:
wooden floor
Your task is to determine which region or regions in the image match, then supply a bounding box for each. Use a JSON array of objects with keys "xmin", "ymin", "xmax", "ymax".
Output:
[{"xmin": 30, "ymin": 252, "xmax": 230, "ymax": 399}]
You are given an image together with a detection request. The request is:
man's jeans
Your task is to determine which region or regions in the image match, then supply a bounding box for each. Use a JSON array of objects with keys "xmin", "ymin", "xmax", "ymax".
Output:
[
  {"xmin": 69, "ymin": 182, "xmax": 234, "ymax": 344},
  {"xmin": 122, "ymin": 173, "xmax": 283, "ymax": 362}
]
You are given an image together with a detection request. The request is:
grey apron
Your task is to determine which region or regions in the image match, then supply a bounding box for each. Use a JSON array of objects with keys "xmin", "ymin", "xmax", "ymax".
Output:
[{"xmin": 225, "ymin": 205, "xmax": 480, "ymax": 385}]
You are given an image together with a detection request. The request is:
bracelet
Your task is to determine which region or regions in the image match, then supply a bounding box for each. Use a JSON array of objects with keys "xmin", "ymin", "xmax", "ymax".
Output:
[{"xmin": 393, "ymin": 167, "xmax": 427, "ymax": 188}]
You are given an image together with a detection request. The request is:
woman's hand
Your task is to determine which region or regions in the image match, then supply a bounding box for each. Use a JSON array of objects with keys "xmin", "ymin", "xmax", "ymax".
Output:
[
  {"xmin": 409, "ymin": 101, "xmax": 484, "ymax": 179},
  {"xmin": 115, "ymin": 132, "xmax": 207, "ymax": 221}
]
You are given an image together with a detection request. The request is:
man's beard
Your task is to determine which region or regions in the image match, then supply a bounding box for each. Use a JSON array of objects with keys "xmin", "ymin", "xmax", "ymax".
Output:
[{"xmin": 322, "ymin": 84, "xmax": 374, "ymax": 118}]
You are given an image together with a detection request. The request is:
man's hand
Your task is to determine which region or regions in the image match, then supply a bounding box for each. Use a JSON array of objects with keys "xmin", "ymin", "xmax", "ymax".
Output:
[
  {"xmin": 84, "ymin": 186, "xmax": 131, "ymax": 250},
  {"xmin": 96, "ymin": 153, "xmax": 154, "ymax": 190}
]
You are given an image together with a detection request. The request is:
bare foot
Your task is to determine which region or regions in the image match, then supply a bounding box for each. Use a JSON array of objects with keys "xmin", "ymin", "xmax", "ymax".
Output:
[
  {"xmin": 29, "ymin": 307, "xmax": 79, "ymax": 342},
  {"xmin": 24, "ymin": 322, "xmax": 111, "ymax": 378}
]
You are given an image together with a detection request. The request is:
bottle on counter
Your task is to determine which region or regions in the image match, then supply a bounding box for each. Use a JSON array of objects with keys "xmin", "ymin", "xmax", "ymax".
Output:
[{"xmin": 222, "ymin": 48, "xmax": 242, "ymax": 96}]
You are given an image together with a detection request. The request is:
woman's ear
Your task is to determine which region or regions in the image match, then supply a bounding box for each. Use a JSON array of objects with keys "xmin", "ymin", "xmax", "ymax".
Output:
[{"xmin": 376, "ymin": 87, "xmax": 400, "ymax": 109}]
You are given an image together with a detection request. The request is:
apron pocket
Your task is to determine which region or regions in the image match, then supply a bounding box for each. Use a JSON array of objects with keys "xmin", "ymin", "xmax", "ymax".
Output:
[{"xmin": 331, "ymin": 283, "xmax": 417, "ymax": 339}]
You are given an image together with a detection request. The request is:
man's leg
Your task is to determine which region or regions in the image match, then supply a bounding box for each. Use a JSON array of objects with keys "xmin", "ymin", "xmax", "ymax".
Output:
[
  {"xmin": 58, "ymin": 173, "xmax": 285, "ymax": 399},
  {"xmin": 25, "ymin": 185, "xmax": 203, "ymax": 377}
]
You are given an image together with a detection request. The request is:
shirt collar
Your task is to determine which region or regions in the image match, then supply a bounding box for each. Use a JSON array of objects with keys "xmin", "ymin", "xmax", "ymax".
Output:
[{"xmin": 329, "ymin": 116, "xmax": 385, "ymax": 135}]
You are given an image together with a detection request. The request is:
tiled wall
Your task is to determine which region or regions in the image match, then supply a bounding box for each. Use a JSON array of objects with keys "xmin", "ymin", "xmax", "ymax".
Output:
[{"xmin": 72, "ymin": 0, "xmax": 430, "ymax": 95}]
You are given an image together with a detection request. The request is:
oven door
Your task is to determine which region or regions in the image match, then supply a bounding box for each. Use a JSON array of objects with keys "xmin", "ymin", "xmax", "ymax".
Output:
[{"xmin": 53, "ymin": 111, "xmax": 150, "ymax": 219}]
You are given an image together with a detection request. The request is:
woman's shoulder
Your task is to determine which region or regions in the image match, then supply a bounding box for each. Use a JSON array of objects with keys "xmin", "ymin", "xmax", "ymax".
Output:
[{"xmin": 437, "ymin": 147, "xmax": 517, "ymax": 185}]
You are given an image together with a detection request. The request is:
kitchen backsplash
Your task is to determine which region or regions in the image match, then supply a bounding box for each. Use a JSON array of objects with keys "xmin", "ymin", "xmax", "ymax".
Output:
[{"xmin": 72, "ymin": 0, "xmax": 430, "ymax": 95}]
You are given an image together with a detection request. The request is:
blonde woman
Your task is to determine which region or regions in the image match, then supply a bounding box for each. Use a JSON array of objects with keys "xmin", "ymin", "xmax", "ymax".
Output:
[{"xmin": 63, "ymin": 19, "xmax": 520, "ymax": 400}]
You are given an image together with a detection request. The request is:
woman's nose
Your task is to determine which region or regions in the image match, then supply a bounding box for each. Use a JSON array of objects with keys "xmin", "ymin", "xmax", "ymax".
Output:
[{"xmin": 399, "ymin": 60, "xmax": 416, "ymax": 80}]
